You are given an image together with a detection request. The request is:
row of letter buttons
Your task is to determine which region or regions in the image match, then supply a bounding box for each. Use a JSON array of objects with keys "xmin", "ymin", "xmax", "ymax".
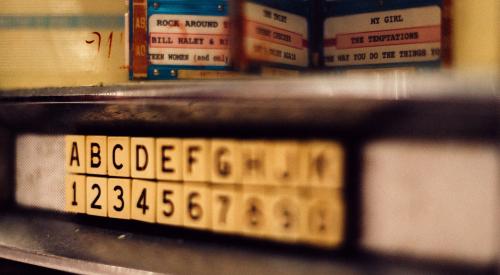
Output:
[
  {"xmin": 66, "ymin": 136, "xmax": 344, "ymax": 188},
  {"xmin": 66, "ymin": 174, "xmax": 344, "ymax": 247}
]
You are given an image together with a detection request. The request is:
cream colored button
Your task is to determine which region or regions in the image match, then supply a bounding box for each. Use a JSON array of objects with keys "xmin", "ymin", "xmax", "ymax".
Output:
[
  {"xmin": 86, "ymin": 136, "xmax": 107, "ymax": 175},
  {"xmin": 131, "ymin": 179, "xmax": 156, "ymax": 223},
  {"xmin": 107, "ymin": 136, "xmax": 130, "ymax": 177},
  {"xmin": 298, "ymin": 188, "xmax": 345, "ymax": 247},
  {"xmin": 86, "ymin": 176, "xmax": 108, "ymax": 217},
  {"xmin": 240, "ymin": 141, "xmax": 272, "ymax": 185},
  {"xmin": 211, "ymin": 139, "xmax": 241, "ymax": 184},
  {"xmin": 306, "ymin": 141, "xmax": 344, "ymax": 188},
  {"xmin": 65, "ymin": 135, "xmax": 86, "ymax": 174},
  {"xmin": 183, "ymin": 182, "xmax": 211, "ymax": 229},
  {"xmin": 211, "ymin": 184, "xmax": 241, "ymax": 233},
  {"xmin": 240, "ymin": 186, "xmax": 273, "ymax": 237},
  {"xmin": 65, "ymin": 174, "xmax": 86, "ymax": 213},
  {"xmin": 183, "ymin": 139, "xmax": 211, "ymax": 182},
  {"xmin": 270, "ymin": 141, "xmax": 303, "ymax": 186},
  {"xmin": 131, "ymin": 137, "xmax": 155, "ymax": 179},
  {"xmin": 157, "ymin": 181, "xmax": 183, "ymax": 226},
  {"xmin": 108, "ymin": 178, "xmax": 131, "ymax": 220},
  {"xmin": 156, "ymin": 138, "xmax": 183, "ymax": 181},
  {"xmin": 269, "ymin": 187, "xmax": 301, "ymax": 242}
]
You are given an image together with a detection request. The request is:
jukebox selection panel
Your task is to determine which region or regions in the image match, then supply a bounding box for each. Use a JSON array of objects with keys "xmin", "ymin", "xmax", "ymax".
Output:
[{"xmin": 65, "ymin": 135, "xmax": 345, "ymax": 247}]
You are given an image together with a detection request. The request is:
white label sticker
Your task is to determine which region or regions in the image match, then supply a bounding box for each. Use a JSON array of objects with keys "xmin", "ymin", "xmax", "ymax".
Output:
[
  {"xmin": 324, "ymin": 6, "xmax": 441, "ymax": 67},
  {"xmin": 148, "ymin": 14, "xmax": 230, "ymax": 66},
  {"xmin": 244, "ymin": 2, "xmax": 308, "ymax": 67}
]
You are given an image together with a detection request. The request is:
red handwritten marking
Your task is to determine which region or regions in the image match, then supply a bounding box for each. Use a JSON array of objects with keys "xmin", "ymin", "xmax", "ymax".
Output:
[
  {"xmin": 85, "ymin": 31, "xmax": 102, "ymax": 52},
  {"xmin": 108, "ymin": 32, "xmax": 113, "ymax": 58}
]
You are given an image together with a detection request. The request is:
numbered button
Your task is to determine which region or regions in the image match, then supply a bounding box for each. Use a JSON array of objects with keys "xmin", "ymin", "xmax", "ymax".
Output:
[
  {"xmin": 241, "ymin": 141, "xmax": 273, "ymax": 185},
  {"xmin": 240, "ymin": 186, "xmax": 272, "ymax": 237},
  {"xmin": 131, "ymin": 179, "xmax": 156, "ymax": 223},
  {"xmin": 108, "ymin": 178, "xmax": 131, "ymax": 220},
  {"xmin": 269, "ymin": 190, "xmax": 301, "ymax": 241},
  {"xmin": 65, "ymin": 174, "xmax": 86, "ymax": 213},
  {"xmin": 157, "ymin": 181, "xmax": 183, "ymax": 226},
  {"xmin": 86, "ymin": 176, "xmax": 108, "ymax": 217},
  {"xmin": 211, "ymin": 185, "xmax": 241, "ymax": 233},
  {"xmin": 299, "ymin": 188, "xmax": 345, "ymax": 247},
  {"xmin": 183, "ymin": 182, "xmax": 211, "ymax": 229},
  {"xmin": 107, "ymin": 136, "xmax": 130, "ymax": 177}
]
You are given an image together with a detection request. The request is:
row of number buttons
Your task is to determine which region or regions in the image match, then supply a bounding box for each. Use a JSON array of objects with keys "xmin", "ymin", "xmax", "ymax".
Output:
[{"xmin": 66, "ymin": 174, "xmax": 344, "ymax": 247}]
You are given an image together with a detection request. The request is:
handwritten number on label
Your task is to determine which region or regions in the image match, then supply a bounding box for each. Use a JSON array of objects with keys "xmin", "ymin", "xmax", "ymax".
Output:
[{"xmin": 86, "ymin": 32, "xmax": 120, "ymax": 58}]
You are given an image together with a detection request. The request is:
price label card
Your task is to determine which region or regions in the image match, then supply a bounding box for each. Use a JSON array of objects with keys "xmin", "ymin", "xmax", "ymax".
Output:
[
  {"xmin": 148, "ymin": 14, "xmax": 231, "ymax": 67},
  {"xmin": 243, "ymin": 2, "xmax": 309, "ymax": 67},
  {"xmin": 324, "ymin": 6, "xmax": 442, "ymax": 67}
]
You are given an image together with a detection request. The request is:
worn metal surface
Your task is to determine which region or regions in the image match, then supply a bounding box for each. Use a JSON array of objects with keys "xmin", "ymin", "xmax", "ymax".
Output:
[
  {"xmin": 0, "ymin": 211, "xmax": 493, "ymax": 275},
  {"xmin": 0, "ymin": 74, "xmax": 496, "ymax": 139}
]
